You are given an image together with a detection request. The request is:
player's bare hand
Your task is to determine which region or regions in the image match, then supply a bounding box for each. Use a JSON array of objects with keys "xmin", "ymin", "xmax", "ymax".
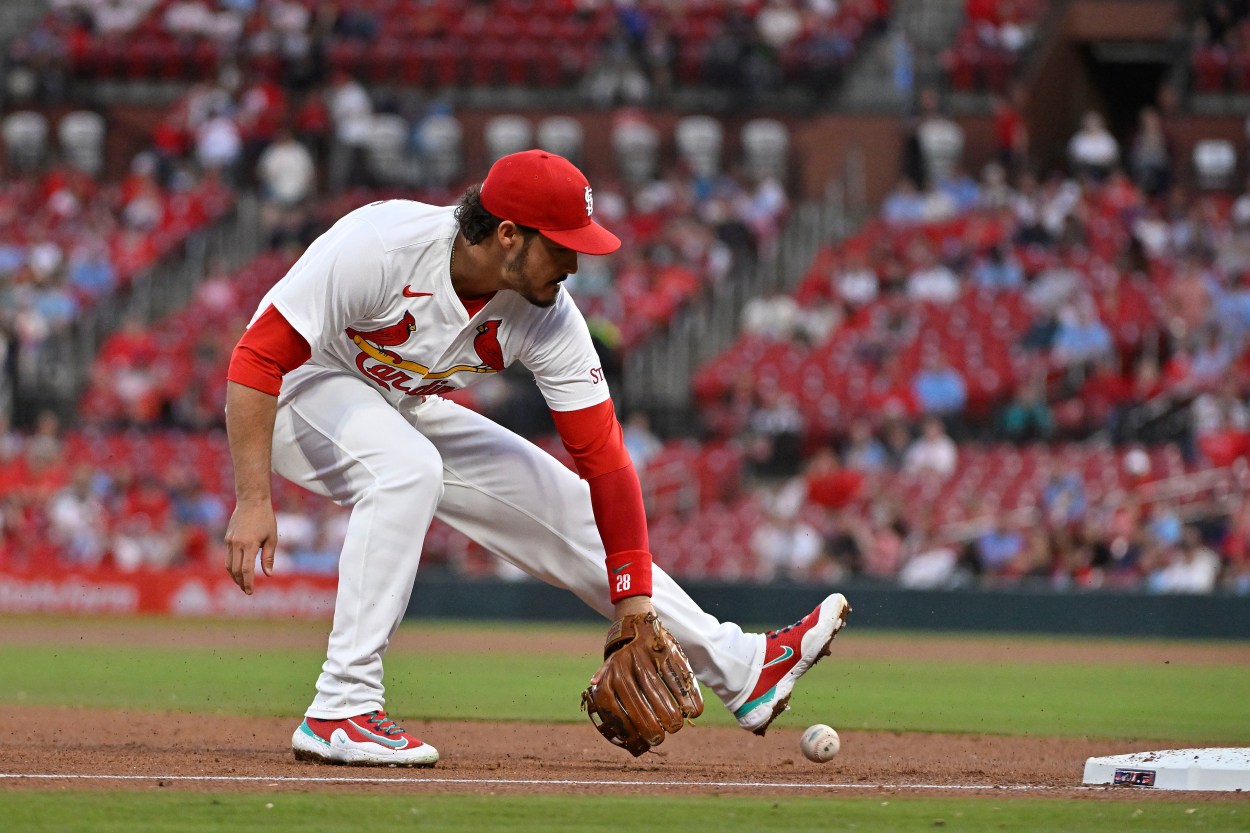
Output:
[{"xmin": 224, "ymin": 499, "xmax": 277, "ymax": 595}]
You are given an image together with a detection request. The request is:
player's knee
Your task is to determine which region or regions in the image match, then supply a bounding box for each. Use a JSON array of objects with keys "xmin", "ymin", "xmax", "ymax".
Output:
[{"xmin": 373, "ymin": 447, "xmax": 444, "ymax": 498}]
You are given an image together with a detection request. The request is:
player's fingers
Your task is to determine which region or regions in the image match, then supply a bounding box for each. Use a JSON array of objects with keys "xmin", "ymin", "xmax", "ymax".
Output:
[
  {"xmin": 227, "ymin": 542, "xmax": 248, "ymax": 592},
  {"xmin": 260, "ymin": 539, "xmax": 276, "ymax": 577},
  {"xmin": 240, "ymin": 545, "xmax": 256, "ymax": 595},
  {"xmin": 226, "ymin": 539, "xmax": 253, "ymax": 594}
]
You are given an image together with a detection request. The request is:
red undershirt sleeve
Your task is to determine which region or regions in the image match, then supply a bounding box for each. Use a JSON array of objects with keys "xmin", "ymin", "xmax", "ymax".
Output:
[
  {"xmin": 550, "ymin": 400, "xmax": 653, "ymax": 601},
  {"xmin": 227, "ymin": 305, "xmax": 313, "ymax": 396}
]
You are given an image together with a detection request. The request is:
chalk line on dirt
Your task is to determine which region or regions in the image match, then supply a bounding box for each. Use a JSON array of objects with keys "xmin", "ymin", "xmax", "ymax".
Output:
[{"xmin": 0, "ymin": 773, "xmax": 1081, "ymax": 791}]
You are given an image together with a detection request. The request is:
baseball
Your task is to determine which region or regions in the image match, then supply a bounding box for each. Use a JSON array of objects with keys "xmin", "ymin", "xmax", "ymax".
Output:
[{"xmin": 799, "ymin": 724, "xmax": 841, "ymax": 763}]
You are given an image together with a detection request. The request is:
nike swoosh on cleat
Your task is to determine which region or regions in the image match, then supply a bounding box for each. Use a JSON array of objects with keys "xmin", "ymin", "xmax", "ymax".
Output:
[
  {"xmin": 340, "ymin": 720, "xmax": 410, "ymax": 749},
  {"xmin": 403, "ymin": 286, "xmax": 433, "ymax": 297},
  {"xmin": 761, "ymin": 645, "xmax": 794, "ymax": 669}
]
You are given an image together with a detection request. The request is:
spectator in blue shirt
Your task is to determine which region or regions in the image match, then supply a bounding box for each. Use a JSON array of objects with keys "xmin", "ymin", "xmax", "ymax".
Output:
[
  {"xmin": 67, "ymin": 240, "xmax": 117, "ymax": 300},
  {"xmin": 882, "ymin": 177, "xmax": 927, "ymax": 225},
  {"xmin": 843, "ymin": 418, "xmax": 890, "ymax": 472},
  {"xmin": 935, "ymin": 167, "xmax": 981, "ymax": 215},
  {"xmin": 1041, "ymin": 466, "xmax": 1087, "ymax": 527},
  {"xmin": 912, "ymin": 350, "xmax": 968, "ymax": 417},
  {"xmin": 0, "ymin": 242, "xmax": 25, "ymax": 277},
  {"xmin": 976, "ymin": 519, "xmax": 1025, "ymax": 575},
  {"xmin": 1051, "ymin": 297, "xmax": 1113, "ymax": 368},
  {"xmin": 972, "ymin": 243, "xmax": 1025, "ymax": 290}
]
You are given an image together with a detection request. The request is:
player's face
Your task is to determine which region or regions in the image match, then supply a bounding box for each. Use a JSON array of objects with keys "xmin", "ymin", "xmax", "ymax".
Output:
[{"xmin": 502, "ymin": 232, "xmax": 579, "ymax": 308}]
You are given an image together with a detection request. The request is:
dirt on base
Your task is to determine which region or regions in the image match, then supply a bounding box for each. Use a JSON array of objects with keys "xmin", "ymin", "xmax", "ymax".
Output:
[{"xmin": 1, "ymin": 618, "xmax": 1245, "ymax": 801}]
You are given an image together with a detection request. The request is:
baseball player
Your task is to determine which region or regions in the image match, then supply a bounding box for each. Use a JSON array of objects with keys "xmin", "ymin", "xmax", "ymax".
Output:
[{"xmin": 223, "ymin": 150, "xmax": 850, "ymax": 766}]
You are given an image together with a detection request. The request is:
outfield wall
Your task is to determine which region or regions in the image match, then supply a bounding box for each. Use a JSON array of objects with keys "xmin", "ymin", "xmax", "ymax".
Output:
[
  {"xmin": 404, "ymin": 576, "xmax": 1250, "ymax": 640},
  {"xmin": 2, "ymin": 566, "xmax": 1246, "ymax": 638}
]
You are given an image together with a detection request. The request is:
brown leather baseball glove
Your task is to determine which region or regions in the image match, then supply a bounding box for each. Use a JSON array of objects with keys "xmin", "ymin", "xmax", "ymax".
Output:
[{"xmin": 581, "ymin": 612, "xmax": 704, "ymax": 756}]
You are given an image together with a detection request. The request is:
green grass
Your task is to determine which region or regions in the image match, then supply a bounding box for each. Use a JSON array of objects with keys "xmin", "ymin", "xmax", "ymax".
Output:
[
  {"xmin": 1, "ymin": 628, "xmax": 1247, "ymax": 742},
  {"xmin": 2, "ymin": 793, "xmax": 1247, "ymax": 833},
  {"xmin": 829, "ymin": 659, "xmax": 1249, "ymax": 741}
]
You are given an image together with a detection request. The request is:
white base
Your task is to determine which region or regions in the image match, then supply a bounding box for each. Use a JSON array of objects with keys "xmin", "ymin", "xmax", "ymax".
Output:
[{"xmin": 1083, "ymin": 748, "xmax": 1250, "ymax": 791}]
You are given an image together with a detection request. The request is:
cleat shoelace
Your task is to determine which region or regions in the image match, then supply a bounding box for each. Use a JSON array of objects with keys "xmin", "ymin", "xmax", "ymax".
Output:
[
  {"xmin": 766, "ymin": 615, "xmax": 807, "ymax": 640},
  {"xmin": 366, "ymin": 711, "xmax": 406, "ymax": 737}
]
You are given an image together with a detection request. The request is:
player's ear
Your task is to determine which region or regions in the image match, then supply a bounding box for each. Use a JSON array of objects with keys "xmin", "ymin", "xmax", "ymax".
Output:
[{"xmin": 495, "ymin": 220, "xmax": 523, "ymax": 251}]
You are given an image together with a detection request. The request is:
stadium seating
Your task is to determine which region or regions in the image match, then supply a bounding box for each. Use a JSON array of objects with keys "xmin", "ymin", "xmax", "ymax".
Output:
[
  {"xmin": 535, "ymin": 116, "xmax": 585, "ymax": 164},
  {"xmin": 33, "ymin": 0, "xmax": 891, "ymax": 98},
  {"xmin": 79, "ymin": 251, "xmax": 296, "ymax": 428},
  {"xmin": 1, "ymin": 110, "xmax": 49, "ymax": 172},
  {"xmin": 942, "ymin": 0, "xmax": 1044, "ymax": 92},
  {"xmin": 56, "ymin": 110, "xmax": 108, "ymax": 177},
  {"xmin": 6, "ymin": 0, "xmax": 1250, "ymax": 594}
]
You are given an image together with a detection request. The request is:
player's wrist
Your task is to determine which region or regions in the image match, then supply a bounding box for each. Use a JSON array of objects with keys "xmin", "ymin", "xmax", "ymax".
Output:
[{"xmin": 612, "ymin": 595, "xmax": 653, "ymax": 619}]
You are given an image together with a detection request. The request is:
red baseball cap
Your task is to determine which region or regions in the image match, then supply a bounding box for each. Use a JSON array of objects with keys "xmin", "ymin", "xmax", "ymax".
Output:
[{"xmin": 480, "ymin": 150, "xmax": 621, "ymax": 256}]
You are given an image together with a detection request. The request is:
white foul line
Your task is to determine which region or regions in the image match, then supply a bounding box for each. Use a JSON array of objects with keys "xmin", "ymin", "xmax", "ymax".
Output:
[{"xmin": 0, "ymin": 773, "xmax": 1076, "ymax": 791}]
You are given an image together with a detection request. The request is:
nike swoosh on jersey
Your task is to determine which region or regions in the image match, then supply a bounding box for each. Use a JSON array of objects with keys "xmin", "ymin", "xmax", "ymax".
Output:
[{"xmin": 403, "ymin": 286, "xmax": 433, "ymax": 297}]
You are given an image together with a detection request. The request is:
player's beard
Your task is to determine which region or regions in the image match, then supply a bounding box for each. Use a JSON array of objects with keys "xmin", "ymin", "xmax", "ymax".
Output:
[{"xmin": 503, "ymin": 234, "xmax": 563, "ymax": 308}]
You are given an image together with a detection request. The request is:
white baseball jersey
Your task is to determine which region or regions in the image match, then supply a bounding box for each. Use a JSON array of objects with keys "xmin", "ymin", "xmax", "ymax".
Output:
[{"xmin": 250, "ymin": 200, "xmax": 611, "ymax": 413}]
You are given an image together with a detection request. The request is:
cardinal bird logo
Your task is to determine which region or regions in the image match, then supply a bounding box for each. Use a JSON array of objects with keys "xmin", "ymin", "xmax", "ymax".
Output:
[
  {"xmin": 473, "ymin": 320, "xmax": 504, "ymax": 371},
  {"xmin": 346, "ymin": 311, "xmax": 416, "ymax": 362}
]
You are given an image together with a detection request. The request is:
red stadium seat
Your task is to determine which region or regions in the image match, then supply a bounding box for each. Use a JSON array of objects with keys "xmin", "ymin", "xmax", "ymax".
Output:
[{"xmin": 1192, "ymin": 47, "xmax": 1229, "ymax": 93}]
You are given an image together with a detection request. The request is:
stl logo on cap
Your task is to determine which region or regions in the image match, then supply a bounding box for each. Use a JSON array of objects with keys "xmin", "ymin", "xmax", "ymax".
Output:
[{"xmin": 480, "ymin": 150, "xmax": 620, "ymax": 256}]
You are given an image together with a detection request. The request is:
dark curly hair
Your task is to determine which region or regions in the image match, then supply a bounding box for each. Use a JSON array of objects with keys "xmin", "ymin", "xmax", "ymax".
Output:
[{"xmin": 455, "ymin": 184, "xmax": 537, "ymax": 245}]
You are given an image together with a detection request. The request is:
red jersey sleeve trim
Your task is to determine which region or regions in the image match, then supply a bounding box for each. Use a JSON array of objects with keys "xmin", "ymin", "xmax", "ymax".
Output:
[{"xmin": 226, "ymin": 304, "xmax": 312, "ymax": 396}]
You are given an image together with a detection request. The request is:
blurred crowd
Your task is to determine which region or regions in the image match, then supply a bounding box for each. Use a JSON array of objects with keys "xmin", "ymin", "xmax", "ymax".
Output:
[
  {"xmin": 940, "ymin": 0, "xmax": 1043, "ymax": 94},
  {"xmin": 717, "ymin": 85, "xmax": 1250, "ymax": 452},
  {"xmin": 742, "ymin": 439, "xmax": 1250, "ymax": 595},
  {"xmin": 6, "ymin": 0, "xmax": 891, "ymax": 111},
  {"xmin": 1189, "ymin": 0, "xmax": 1250, "ymax": 93},
  {"xmin": 0, "ymin": 118, "xmax": 231, "ymax": 423},
  {"xmin": 5, "ymin": 3, "xmax": 1250, "ymax": 596},
  {"xmin": 2, "ymin": 58, "xmax": 799, "ymax": 427},
  {"xmin": 6, "ymin": 397, "xmax": 1244, "ymax": 595},
  {"xmin": 686, "ymin": 77, "xmax": 1250, "ymax": 595},
  {"xmin": 0, "ymin": 409, "xmax": 356, "ymax": 575},
  {"xmin": 0, "ymin": 412, "xmax": 226, "ymax": 571}
]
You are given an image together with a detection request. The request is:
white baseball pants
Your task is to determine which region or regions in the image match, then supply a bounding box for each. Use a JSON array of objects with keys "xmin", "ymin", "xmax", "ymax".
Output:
[{"xmin": 271, "ymin": 364, "xmax": 764, "ymax": 719}]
